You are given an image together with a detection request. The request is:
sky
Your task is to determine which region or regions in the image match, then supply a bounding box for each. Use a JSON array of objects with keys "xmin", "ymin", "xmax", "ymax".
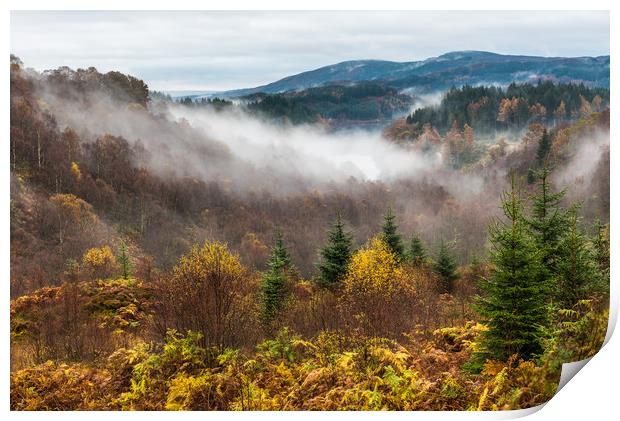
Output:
[{"xmin": 10, "ymin": 10, "xmax": 610, "ymax": 92}]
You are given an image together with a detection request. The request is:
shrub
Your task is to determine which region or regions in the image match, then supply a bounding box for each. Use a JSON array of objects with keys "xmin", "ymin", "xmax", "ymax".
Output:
[
  {"xmin": 82, "ymin": 246, "xmax": 118, "ymax": 279},
  {"xmin": 153, "ymin": 241, "xmax": 258, "ymax": 349},
  {"xmin": 11, "ymin": 361, "xmax": 115, "ymax": 410},
  {"xmin": 340, "ymin": 238, "xmax": 414, "ymax": 337}
]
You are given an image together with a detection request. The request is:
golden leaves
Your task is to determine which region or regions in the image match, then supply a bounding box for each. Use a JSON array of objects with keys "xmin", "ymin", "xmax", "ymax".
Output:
[
  {"xmin": 173, "ymin": 241, "xmax": 244, "ymax": 284},
  {"xmin": 82, "ymin": 246, "xmax": 115, "ymax": 270},
  {"xmin": 70, "ymin": 161, "xmax": 82, "ymax": 182},
  {"xmin": 343, "ymin": 237, "xmax": 402, "ymax": 295}
]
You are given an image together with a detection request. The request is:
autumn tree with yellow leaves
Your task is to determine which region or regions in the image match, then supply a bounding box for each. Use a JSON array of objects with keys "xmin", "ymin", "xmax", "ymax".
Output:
[
  {"xmin": 153, "ymin": 241, "xmax": 257, "ymax": 349},
  {"xmin": 48, "ymin": 194, "xmax": 98, "ymax": 246},
  {"xmin": 82, "ymin": 246, "xmax": 118, "ymax": 279},
  {"xmin": 340, "ymin": 238, "xmax": 414, "ymax": 337}
]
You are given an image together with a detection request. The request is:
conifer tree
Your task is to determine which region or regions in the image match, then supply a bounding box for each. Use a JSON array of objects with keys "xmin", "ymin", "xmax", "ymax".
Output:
[
  {"xmin": 469, "ymin": 252, "xmax": 481, "ymax": 268},
  {"xmin": 592, "ymin": 219, "xmax": 610, "ymax": 277},
  {"xmin": 261, "ymin": 230, "xmax": 291, "ymax": 323},
  {"xmin": 408, "ymin": 233, "xmax": 427, "ymax": 266},
  {"xmin": 271, "ymin": 229, "xmax": 291, "ymax": 269},
  {"xmin": 434, "ymin": 240, "xmax": 458, "ymax": 293},
  {"xmin": 536, "ymin": 128, "xmax": 552, "ymax": 165},
  {"xmin": 381, "ymin": 208, "xmax": 405, "ymax": 261},
  {"xmin": 117, "ymin": 241, "xmax": 133, "ymax": 280},
  {"xmin": 555, "ymin": 211, "xmax": 602, "ymax": 309},
  {"xmin": 526, "ymin": 168, "xmax": 536, "ymax": 184},
  {"xmin": 527, "ymin": 167, "xmax": 568, "ymax": 296},
  {"xmin": 476, "ymin": 177, "xmax": 547, "ymax": 362},
  {"xmin": 317, "ymin": 212, "xmax": 353, "ymax": 288}
]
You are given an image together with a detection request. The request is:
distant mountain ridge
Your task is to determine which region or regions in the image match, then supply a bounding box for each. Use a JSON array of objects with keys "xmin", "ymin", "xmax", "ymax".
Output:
[{"xmin": 192, "ymin": 51, "xmax": 609, "ymax": 99}]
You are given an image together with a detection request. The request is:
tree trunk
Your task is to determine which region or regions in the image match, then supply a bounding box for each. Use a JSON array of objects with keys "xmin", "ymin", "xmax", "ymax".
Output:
[{"xmin": 36, "ymin": 128, "xmax": 41, "ymax": 170}]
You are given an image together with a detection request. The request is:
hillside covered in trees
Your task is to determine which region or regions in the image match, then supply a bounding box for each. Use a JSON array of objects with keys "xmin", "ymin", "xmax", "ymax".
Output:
[
  {"xmin": 177, "ymin": 82, "xmax": 414, "ymax": 129},
  {"xmin": 399, "ymin": 82, "xmax": 609, "ymax": 135},
  {"xmin": 177, "ymin": 79, "xmax": 609, "ymax": 133},
  {"xmin": 211, "ymin": 50, "xmax": 610, "ymax": 97},
  {"xmin": 245, "ymin": 83, "xmax": 412, "ymax": 127},
  {"xmin": 10, "ymin": 56, "xmax": 610, "ymax": 411}
]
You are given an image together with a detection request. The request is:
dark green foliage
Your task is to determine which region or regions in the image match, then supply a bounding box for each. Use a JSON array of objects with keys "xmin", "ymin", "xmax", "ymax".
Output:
[
  {"xmin": 526, "ymin": 168, "xmax": 536, "ymax": 185},
  {"xmin": 536, "ymin": 129, "xmax": 552, "ymax": 166},
  {"xmin": 261, "ymin": 230, "xmax": 291, "ymax": 323},
  {"xmin": 247, "ymin": 95, "xmax": 318, "ymax": 124},
  {"xmin": 592, "ymin": 220, "xmax": 610, "ymax": 277},
  {"xmin": 476, "ymin": 178, "xmax": 547, "ymax": 362},
  {"xmin": 177, "ymin": 97, "xmax": 233, "ymax": 111},
  {"xmin": 261, "ymin": 268, "xmax": 286, "ymax": 324},
  {"xmin": 271, "ymin": 229, "xmax": 292, "ymax": 268},
  {"xmin": 246, "ymin": 82, "xmax": 412, "ymax": 124},
  {"xmin": 526, "ymin": 167, "xmax": 568, "ymax": 296},
  {"xmin": 381, "ymin": 208, "xmax": 405, "ymax": 261},
  {"xmin": 408, "ymin": 234, "xmax": 427, "ymax": 266},
  {"xmin": 405, "ymin": 81, "xmax": 609, "ymax": 134},
  {"xmin": 555, "ymin": 211, "xmax": 602, "ymax": 309},
  {"xmin": 433, "ymin": 241, "xmax": 458, "ymax": 293},
  {"xmin": 117, "ymin": 241, "xmax": 133, "ymax": 280},
  {"xmin": 316, "ymin": 213, "xmax": 353, "ymax": 288}
]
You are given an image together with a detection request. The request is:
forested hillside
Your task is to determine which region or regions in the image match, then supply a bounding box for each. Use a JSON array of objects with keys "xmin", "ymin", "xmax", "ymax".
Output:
[
  {"xmin": 244, "ymin": 83, "xmax": 412, "ymax": 127},
  {"xmin": 400, "ymin": 82, "xmax": 609, "ymax": 135},
  {"xmin": 177, "ymin": 82, "xmax": 413, "ymax": 128},
  {"xmin": 212, "ymin": 51, "xmax": 610, "ymax": 98},
  {"xmin": 10, "ymin": 56, "xmax": 610, "ymax": 410},
  {"xmin": 179, "ymin": 80, "xmax": 608, "ymax": 132}
]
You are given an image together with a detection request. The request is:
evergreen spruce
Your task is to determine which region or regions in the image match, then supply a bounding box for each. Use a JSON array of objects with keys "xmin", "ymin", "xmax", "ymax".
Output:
[
  {"xmin": 536, "ymin": 128, "xmax": 552, "ymax": 165},
  {"xmin": 381, "ymin": 208, "xmax": 405, "ymax": 260},
  {"xmin": 316, "ymin": 213, "xmax": 353, "ymax": 288},
  {"xmin": 408, "ymin": 233, "xmax": 427, "ymax": 266},
  {"xmin": 526, "ymin": 167, "xmax": 568, "ymax": 297},
  {"xmin": 271, "ymin": 229, "xmax": 291, "ymax": 268},
  {"xmin": 433, "ymin": 240, "xmax": 458, "ymax": 293},
  {"xmin": 592, "ymin": 220, "xmax": 610, "ymax": 277},
  {"xmin": 261, "ymin": 230, "xmax": 291, "ymax": 324},
  {"xmin": 555, "ymin": 211, "xmax": 602, "ymax": 309},
  {"xmin": 469, "ymin": 252, "xmax": 481, "ymax": 268},
  {"xmin": 526, "ymin": 168, "xmax": 536, "ymax": 184},
  {"xmin": 476, "ymin": 177, "xmax": 547, "ymax": 362},
  {"xmin": 117, "ymin": 241, "xmax": 133, "ymax": 280}
]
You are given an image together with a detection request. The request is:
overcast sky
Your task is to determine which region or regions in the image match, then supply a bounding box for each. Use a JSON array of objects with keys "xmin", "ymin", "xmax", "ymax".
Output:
[{"xmin": 10, "ymin": 11, "xmax": 610, "ymax": 92}]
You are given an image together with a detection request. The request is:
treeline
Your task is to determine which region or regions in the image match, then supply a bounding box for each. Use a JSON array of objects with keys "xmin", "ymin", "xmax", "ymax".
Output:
[
  {"xmin": 243, "ymin": 83, "xmax": 412, "ymax": 124},
  {"xmin": 405, "ymin": 81, "xmax": 609, "ymax": 134},
  {"xmin": 154, "ymin": 83, "xmax": 412, "ymax": 126},
  {"xmin": 177, "ymin": 96, "xmax": 233, "ymax": 111},
  {"xmin": 10, "ymin": 55, "xmax": 149, "ymax": 107},
  {"xmin": 168, "ymin": 83, "xmax": 412, "ymax": 125}
]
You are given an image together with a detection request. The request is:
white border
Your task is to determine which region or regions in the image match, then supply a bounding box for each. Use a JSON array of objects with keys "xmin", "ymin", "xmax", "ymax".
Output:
[{"xmin": 2, "ymin": 2, "xmax": 616, "ymax": 420}]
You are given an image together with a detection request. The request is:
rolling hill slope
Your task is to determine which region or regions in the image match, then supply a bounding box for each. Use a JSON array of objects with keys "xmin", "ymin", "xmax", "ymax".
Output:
[{"xmin": 200, "ymin": 51, "xmax": 609, "ymax": 98}]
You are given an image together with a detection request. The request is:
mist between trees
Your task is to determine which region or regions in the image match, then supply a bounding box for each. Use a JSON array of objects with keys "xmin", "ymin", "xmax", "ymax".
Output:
[
  {"xmin": 10, "ymin": 56, "xmax": 610, "ymax": 410},
  {"xmin": 10, "ymin": 57, "xmax": 609, "ymax": 283}
]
